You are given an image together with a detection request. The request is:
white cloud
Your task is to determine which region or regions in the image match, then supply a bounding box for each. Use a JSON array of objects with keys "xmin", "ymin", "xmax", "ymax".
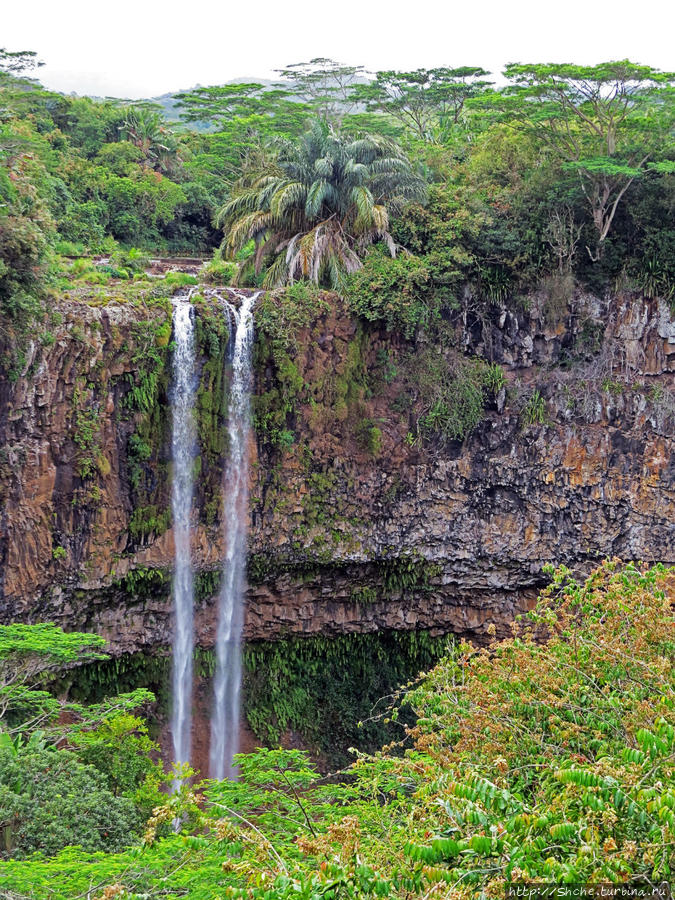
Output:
[{"xmin": 4, "ymin": 0, "xmax": 672, "ymax": 99}]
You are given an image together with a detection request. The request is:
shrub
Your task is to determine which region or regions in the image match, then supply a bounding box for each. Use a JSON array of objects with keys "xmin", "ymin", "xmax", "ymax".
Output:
[
  {"xmin": 0, "ymin": 748, "xmax": 140, "ymax": 857},
  {"xmin": 400, "ymin": 348, "xmax": 505, "ymax": 442},
  {"xmin": 521, "ymin": 387, "xmax": 547, "ymax": 425},
  {"xmin": 356, "ymin": 420, "xmax": 383, "ymax": 456},
  {"xmin": 111, "ymin": 246, "xmax": 149, "ymax": 273},
  {"xmin": 202, "ymin": 257, "xmax": 237, "ymax": 285},
  {"xmin": 403, "ymin": 561, "xmax": 675, "ymax": 888},
  {"xmin": 69, "ymin": 713, "xmax": 163, "ymax": 817},
  {"xmin": 344, "ymin": 248, "xmax": 437, "ymax": 339}
]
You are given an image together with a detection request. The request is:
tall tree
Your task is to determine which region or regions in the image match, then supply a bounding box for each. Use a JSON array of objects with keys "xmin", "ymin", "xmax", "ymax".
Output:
[
  {"xmin": 355, "ymin": 67, "xmax": 492, "ymax": 141},
  {"xmin": 0, "ymin": 624, "xmax": 105, "ymax": 731},
  {"xmin": 217, "ymin": 119, "xmax": 427, "ymax": 287},
  {"xmin": 495, "ymin": 61, "xmax": 675, "ymax": 258},
  {"xmin": 0, "ymin": 48, "xmax": 43, "ymax": 79},
  {"xmin": 274, "ymin": 59, "xmax": 366, "ymax": 128},
  {"xmin": 175, "ymin": 83, "xmax": 312, "ymax": 140},
  {"xmin": 0, "ymin": 48, "xmax": 46, "ymax": 129},
  {"xmin": 177, "ymin": 83, "xmax": 272, "ymax": 126}
]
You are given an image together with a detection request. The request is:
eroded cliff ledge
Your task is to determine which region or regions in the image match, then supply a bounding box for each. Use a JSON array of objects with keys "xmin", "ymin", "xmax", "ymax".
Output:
[{"xmin": 0, "ymin": 285, "xmax": 673, "ymax": 653}]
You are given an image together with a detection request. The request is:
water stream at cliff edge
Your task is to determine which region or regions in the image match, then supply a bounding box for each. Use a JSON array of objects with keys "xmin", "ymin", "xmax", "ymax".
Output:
[
  {"xmin": 169, "ymin": 294, "xmax": 197, "ymax": 784},
  {"xmin": 209, "ymin": 290, "xmax": 260, "ymax": 780}
]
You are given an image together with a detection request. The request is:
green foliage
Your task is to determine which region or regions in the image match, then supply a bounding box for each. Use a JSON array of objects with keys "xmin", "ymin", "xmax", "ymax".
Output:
[
  {"xmin": 344, "ymin": 247, "xmax": 436, "ymax": 338},
  {"xmin": 0, "ymin": 624, "xmax": 162, "ymax": 862},
  {"xmin": 254, "ymin": 282, "xmax": 329, "ymax": 357},
  {"xmin": 203, "ymin": 256, "xmax": 238, "ymax": 285},
  {"xmin": 0, "ymin": 565, "xmax": 673, "ymax": 898},
  {"xmin": 0, "ymin": 624, "xmax": 155, "ymax": 740},
  {"xmin": 0, "ymin": 48, "xmax": 43, "ymax": 77},
  {"xmin": 1, "ymin": 53, "xmax": 672, "ymax": 322},
  {"xmin": 72, "ymin": 399, "xmax": 102, "ymax": 479},
  {"xmin": 0, "ymin": 624, "xmax": 107, "ymax": 729},
  {"xmin": 66, "ymin": 652, "xmax": 169, "ymax": 709},
  {"xmin": 176, "ymin": 80, "xmax": 313, "ymax": 133},
  {"xmin": 111, "ymin": 246, "xmax": 150, "ymax": 273},
  {"xmin": 634, "ymin": 253, "xmax": 675, "ymax": 302},
  {"xmin": 400, "ymin": 347, "xmax": 505, "ymax": 442},
  {"xmin": 0, "ymin": 623, "xmax": 105, "ymax": 669},
  {"xmin": 119, "ymin": 313, "xmax": 172, "ymax": 545},
  {"xmin": 356, "ymin": 420, "xmax": 383, "ymax": 456},
  {"xmin": 0, "ymin": 747, "xmax": 140, "ymax": 857},
  {"xmin": 123, "ymin": 315, "xmax": 171, "ymax": 413},
  {"xmin": 355, "ymin": 66, "xmax": 492, "ymax": 141},
  {"xmin": 117, "ymin": 567, "xmax": 169, "ymax": 598},
  {"xmin": 195, "ymin": 569, "xmax": 222, "ymax": 601},
  {"xmin": 242, "ymin": 630, "xmax": 450, "ymax": 766},
  {"xmin": 0, "ymin": 128, "xmax": 53, "ymax": 328},
  {"xmin": 119, "ymin": 108, "xmax": 180, "ymax": 174},
  {"xmin": 399, "ymin": 561, "xmax": 675, "ymax": 889},
  {"xmin": 273, "ymin": 58, "xmax": 366, "ymax": 127},
  {"xmin": 491, "ymin": 61, "xmax": 675, "ymax": 258},
  {"xmin": 521, "ymin": 388, "xmax": 547, "ymax": 425},
  {"xmin": 252, "ymin": 285, "xmax": 330, "ymax": 446},
  {"xmin": 128, "ymin": 504, "xmax": 171, "ymax": 540},
  {"xmin": 69, "ymin": 713, "xmax": 163, "ymax": 813},
  {"xmin": 127, "ymin": 432, "xmax": 152, "ymax": 490},
  {"xmin": 0, "ymin": 64, "xmax": 222, "ymax": 270},
  {"xmin": 218, "ymin": 118, "xmax": 427, "ymax": 288},
  {"xmin": 377, "ymin": 554, "xmax": 442, "ymax": 593}
]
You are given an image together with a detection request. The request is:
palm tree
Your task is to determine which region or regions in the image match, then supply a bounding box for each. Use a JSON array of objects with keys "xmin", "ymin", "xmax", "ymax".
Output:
[
  {"xmin": 119, "ymin": 108, "xmax": 179, "ymax": 174},
  {"xmin": 217, "ymin": 119, "xmax": 427, "ymax": 288}
]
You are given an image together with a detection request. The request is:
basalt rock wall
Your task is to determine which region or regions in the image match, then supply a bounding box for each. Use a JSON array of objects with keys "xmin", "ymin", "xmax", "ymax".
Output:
[{"xmin": 0, "ymin": 287, "xmax": 673, "ymax": 653}]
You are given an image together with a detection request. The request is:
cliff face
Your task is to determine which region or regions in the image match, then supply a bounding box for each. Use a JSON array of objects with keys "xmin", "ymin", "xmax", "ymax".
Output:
[{"xmin": 0, "ymin": 287, "xmax": 673, "ymax": 653}]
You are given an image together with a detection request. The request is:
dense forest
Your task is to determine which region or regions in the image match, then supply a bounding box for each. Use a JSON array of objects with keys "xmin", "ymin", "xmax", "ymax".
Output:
[
  {"xmin": 0, "ymin": 48, "xmax": 674, "ymax": 898},
  {"xmin": 2, "ymin": 53, "xmax": 674, "ymax": 333}
]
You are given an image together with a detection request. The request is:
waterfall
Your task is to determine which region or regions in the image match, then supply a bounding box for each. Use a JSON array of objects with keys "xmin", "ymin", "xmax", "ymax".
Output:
[
  {"xmin": 209, "ymin": 290, "xmax": 259, "ymax": 780},
  {"xmin": 169, "ymin": 295, "xmax": 197, "ymax": 781}
]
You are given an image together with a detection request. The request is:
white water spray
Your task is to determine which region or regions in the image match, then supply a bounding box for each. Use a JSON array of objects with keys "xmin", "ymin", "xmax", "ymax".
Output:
[
  {"xmin": 169, "ymin": 296, "xmax": 197, "ymax": 781},
  {"xmin": 209, "ymin": 290, "xmax": 259, "ymax": 779}
]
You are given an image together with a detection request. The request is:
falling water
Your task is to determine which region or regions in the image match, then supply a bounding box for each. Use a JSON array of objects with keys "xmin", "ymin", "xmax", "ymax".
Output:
[
  {"xmin": 209, "ymin": 290, "xmax": 259, "ymax": 780},
  {"xmin": 169, "ymin": 296, "xmax": 197, "ymax": 781}
]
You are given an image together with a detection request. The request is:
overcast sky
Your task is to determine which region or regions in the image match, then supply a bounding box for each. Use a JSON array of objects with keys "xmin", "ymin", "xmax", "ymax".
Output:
[{"xmin": 4, "ymin": 0, "xmax": 673, "ymax": 99}]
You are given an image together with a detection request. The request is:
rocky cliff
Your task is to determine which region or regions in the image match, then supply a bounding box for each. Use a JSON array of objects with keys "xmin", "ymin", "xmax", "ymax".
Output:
[{"xmin": 0, "ymin": 284, "xmax": 673, "ymax": 655}]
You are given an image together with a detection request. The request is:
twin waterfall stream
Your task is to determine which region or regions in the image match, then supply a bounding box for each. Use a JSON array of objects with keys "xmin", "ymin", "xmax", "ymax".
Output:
[{"xmin": 169, "ymin": 289, "xmax": 258, "ymax": 782}]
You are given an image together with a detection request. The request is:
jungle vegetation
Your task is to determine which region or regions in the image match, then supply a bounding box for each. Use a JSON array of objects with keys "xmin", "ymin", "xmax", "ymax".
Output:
[
  {"xmin": 2, "ymin": 52, "xmax": 672, "ymax": 444},
  {"xmin": 1, "ymin": 53, "xmax": 673, "ymax": 334},
  {"xmin": 0, "ymin": 562, "xmax": 673, "ymax": 897},
  {"xmin": 1, "ymin": 50, "xmax": 674, "ymax": 898}
]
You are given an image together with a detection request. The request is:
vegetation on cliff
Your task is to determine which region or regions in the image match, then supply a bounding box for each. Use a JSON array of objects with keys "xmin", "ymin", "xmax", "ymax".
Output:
[
  {"xmin": 1, "ymin": 52, "xmax": 672, "ymax": 449},
  {"xmin": 1, "ymin": 51, "xmax": 672, "ymax": 451},
  {"xmin": 0, "ymin": 562, "xmax": 673, "ymax": 896},
  {"xmin": 0, "ymin": 48, "xmax": 674, "ymax": 899}
]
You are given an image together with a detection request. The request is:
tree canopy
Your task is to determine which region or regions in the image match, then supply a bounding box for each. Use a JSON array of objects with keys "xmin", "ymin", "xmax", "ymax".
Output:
[
  {"xmin": 274, "ymin": 58, "xmax": 366, "ymax": 128},
  {"xmin": 356, "ymin": 66, "xmax": 493, "ymax": 140},
  {"xmin": 491, "ymin": 61, "xmax": 675, "ymax": 257}
]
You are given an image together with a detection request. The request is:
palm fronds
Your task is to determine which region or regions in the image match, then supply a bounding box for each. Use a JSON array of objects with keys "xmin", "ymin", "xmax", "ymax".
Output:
[{"xmin": 216, "ymin": 118, "xmax": 427, "ymax": 288}]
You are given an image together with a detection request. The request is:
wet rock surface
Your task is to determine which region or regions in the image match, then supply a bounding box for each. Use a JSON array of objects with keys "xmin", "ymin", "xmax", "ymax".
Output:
[{"xmin": 0, "ymin": 289, "xmax": 672, "ymax": 653}]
